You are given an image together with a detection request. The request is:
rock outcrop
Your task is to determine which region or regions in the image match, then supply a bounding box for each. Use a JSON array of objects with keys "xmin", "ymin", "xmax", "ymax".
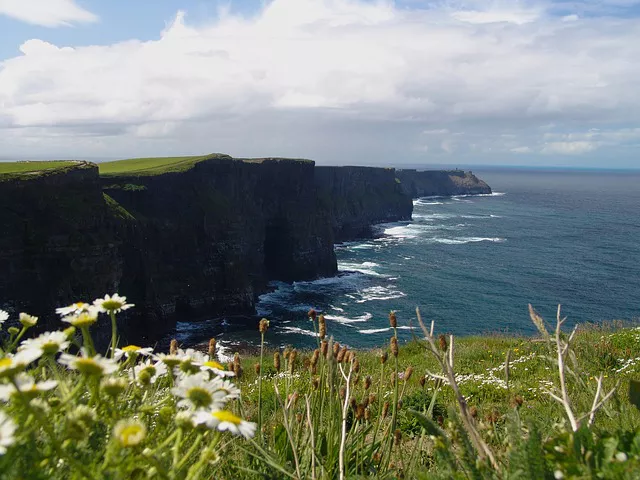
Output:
[
  {"xmin": 315, "ymin": 166, "xmax": 413, "ymax": 242},
  {"xmin": 396, "ymin": 169, "xmax": 491, "ymax": 197}
]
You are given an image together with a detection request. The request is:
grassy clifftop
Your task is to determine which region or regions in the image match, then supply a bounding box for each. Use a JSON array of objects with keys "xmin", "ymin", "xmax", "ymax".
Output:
[
  {"xmin": 0, "ymin": 160, "xmax": 85, "ymax": 180},
  {"xmin": 98, "ymin": 153, "xmax": 231, "ymax": 177}
]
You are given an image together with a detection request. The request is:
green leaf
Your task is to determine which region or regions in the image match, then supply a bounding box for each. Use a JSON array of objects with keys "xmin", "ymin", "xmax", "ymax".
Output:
[
  {"xmin": 407, "ymin": 409, "xmax": 446, "ymax": 438},
  {"xmin": 629, "ymin": 380, "xmax": 640, "ymax": 411}
]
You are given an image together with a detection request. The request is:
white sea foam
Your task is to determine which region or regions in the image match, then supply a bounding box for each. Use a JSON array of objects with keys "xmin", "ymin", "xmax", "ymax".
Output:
[
  {"xmin": 349, "ymin": 285, "xmax": 407, "ymax": 303},
  {"xmin": 277, "ymin": 326, "xmax": 317, "ymax": 338},
  {"xmin": 359, "ymin": 326, "xmax": 414, "ymax": 334},
  {"xmin": 338, "ymin": 261, "xmax": 385, "ymax": 276},
  {"xmin": 324, "ymin": 312, "xmax": 372, "ymax": 324},
  {"xmin": 330, "ymin": 305, "xmax": 345, "ymax": 312},
  {"xmin": 431, "ymin": 237, "xmax": 505, "ymax": 245}
]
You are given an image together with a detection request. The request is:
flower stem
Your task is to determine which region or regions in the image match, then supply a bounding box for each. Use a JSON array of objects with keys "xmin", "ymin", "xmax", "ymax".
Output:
[{"xmin": 109, "ymin": 311, "xmax": 118, "ymax": 358}]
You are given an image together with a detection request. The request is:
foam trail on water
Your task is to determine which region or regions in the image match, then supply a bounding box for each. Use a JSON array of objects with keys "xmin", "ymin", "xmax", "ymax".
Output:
[
  {"xmin": 359, "ymin": 326, "xmax": 415, "ymax": 335},
  {"xmin": 324, "ymin": 312, "xmax": 372, "ymax": 324}
]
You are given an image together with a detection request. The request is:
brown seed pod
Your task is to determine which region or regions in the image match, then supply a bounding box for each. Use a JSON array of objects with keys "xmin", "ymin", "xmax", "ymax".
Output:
[
  {"xmin": 438, "ymin": 334, "xmax": 448, "ymax": 352},
  {"xmin": 321, "ymin": 340, "xmax": 329, "ymax": 358},
  {"xmin": 362, "ymin": 396, "xmax": 369, "ymax": 409},
  {"xmin": 485, "ymin": 409, "xmax": 500, "ymax": 424},
  {"xmin": 296, "ymin": 413, "xmax": 303, "ymax": 424},
  {"xmin": 333, "ymin": 342, "xmax": 341, "ymax": 358},
  {"xmin": 274, "ymin": 352, "xmax": 281, "ymax": 372},
  {"xmin": 303, "ymin": 357, "xmax": 311, "ymax": 370},
  {"xmin": 394, "ymin": 429, "xmax": 402, "ymax": 446},
  {"xmin": 207, "ymin": 338, "xmax": 216, "ymax": 359},
  {"xmin": 337, "ymin": 346, "xmax": 348, "ymax": 363},
  {"xmin": 469, "ymin": 406, "xmax": 478, "ymax": 419},
  {"xmin": 382, "ymin": 401, "xmax": 390, "ymax": 418},
  {"xmin": 170, "ymin": 339, "xmax": 178, "ymax": 355},
  {"xmin": 234, "ymin": 364, "xmax": 243, "ymax": 379},
  {"xmin": 380, "ymin": 351, "xmax": 388, "ymax": 364},
  {"xmin": 356, "ymin": 404, "xmax": 365, "ymax": 420},
  {"xmin": 283, "ymin": 347, "xmax": 291, "ymax": 362},
  {"xmin": 254, "ymin": 363, "xmax": 260, "ymax": 375},
  {"xmin": 364, "ymin": 376, "xmax": 372, "ymax": 390},
  {"xmin": 339, "ymin": 386, "xmax": 346, "ymax": 400},
  {"xmin": 353, "ymin": 359, "xmax": 360, "ymax": 373},
  {"xmin": 350, "ymin": 397, "xmax": 357, "ymax": 410},
  {"xmin": 368, "ymin": 393, "xmax": 376, "ymax": 405},
  {"xmin": 389, "ymin": 311, "xmax": 397, "ymax": 329},
  {"xmin": 390, "ymin": 337, "xmax": 399, "ymax": 358},
  {"xmin": 233, "ymin": 352, "xmax": 240, "ymax": 368},
  {"xmin": 318, "ymin": 314, "xmax": 326, "ymax": 339},
  {"xmin": 308, "ymin": 308, "xmax": 317, "ymax": 321},
  {"xmin": 510, "ymin": 395, "xmax": 524, "ymax": 409},
  {"xmin": 419, "ymin": 375, "xmax": 426, "ymax": 388},
  {"xmin": 404, "ymin": 366, "xmax": 413, "ymax": 382},
  {"xmin": 258, "ymin": 318, "xmax": 269, "ymax": 334},
  {"xmin": 364, "ymin": 407, "xmax": 371, "ymax": 422},
  {"xmin": 353, "ymin": 375, "xmax": 360, "ymax": 386},
  {"xmin": 312, "ymin": 377, "xmax": 320, "ymax": 390},
  {"xmin": 311, "ymin": 349, "xmax": 320, "ymax": 368},
  {"xmin": 390, "ymin": 372, "xmax": 397, "ymax": 387},
  {"xmin": 373, "ymin": 453, "xmax": 381, "ymax": 463},
  {"xmin": 288, "ymin": 349, "xmax": 298, "ymax": 374}
]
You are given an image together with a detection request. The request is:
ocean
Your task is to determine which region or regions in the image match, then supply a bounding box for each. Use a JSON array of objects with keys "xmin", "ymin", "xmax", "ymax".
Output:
[{"xmin": 172, "ymin": 168, "xmax": 640, "ymax": 358}]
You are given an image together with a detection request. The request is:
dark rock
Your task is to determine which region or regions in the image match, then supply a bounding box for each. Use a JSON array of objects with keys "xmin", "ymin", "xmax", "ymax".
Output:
[{"xmin": 396, "ymin": 169, "xmax": 492, "ymax": 197}]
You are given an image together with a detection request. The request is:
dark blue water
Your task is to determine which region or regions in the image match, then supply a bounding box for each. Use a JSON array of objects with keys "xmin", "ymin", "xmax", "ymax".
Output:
[{"xmin": 177, "ymin": 169, "xmax": 640, "ymax": 357}]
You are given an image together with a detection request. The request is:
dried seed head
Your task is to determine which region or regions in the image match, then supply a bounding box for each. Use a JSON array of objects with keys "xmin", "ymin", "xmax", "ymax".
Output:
[
  {"xmin": 364, "ymin": 408, "xmax": 371, "ymax": 422},
  {"xmin": 469, "ymin": 406, "xmax": 478, "ymax": 419},
  {"xmin": 390, "ymin": 372, "xmax": 397, "ymax": 387},
  {"xmin": 390, "ymin": 337, "xmax": 399, "ymax": 358},
  {"xmin": 311, "ymin": 349, "xmax": 320, "ymax": 368},
  {"xmin": 170, "ymin": 339, "xmax": 178, "ymax": 355},
  {"xmin": 254, "ymin": 363, "xmax": 260, "ymax": 375},
  {"xmin": 321, "ymin": 340, "xmax": 329, "ymax": 358},
  {"xmin": 486, "ymin": 409, "xmax": 500, "ymax": 424},
  {"xmin": 288, "ymin": 349, "xmax": 298, "ymax": 374},
  {"xmin": 227, "ymin": 361, "xmax": 234, "ymax": 372},
  {"xmin": 208, "ymin": 338, "xmax": 216, "ymax": 358},
  {"xmin": 258, "ymin": 318, "xmax": 270, "ymax": 334},
  {"xmin": 283, "ymin": 347, "xmax": 291, "ymax": 362},
  {"xmin": 419, "ymin": 375, "xmax": 426, "ymax": 388},
  {"xmin": 337, "ymin": 346, "xmax": 347, "ymax": 363},
  {"xmin": 404, "ymin": 366, "xmax": 413, "ymax": 382},
  {"xmin": 308, "ymin": 308, "xmax": 317, "ymax": 321},
  {"xmin": 356, "ymin": 404, "xmax": 365, "ymax": 420},
  {"xmin": 318, "ymin": 314, "xmax": 326, "ymax": 339},
  {"xmin": 234, "ymin": 364, "xmax": 243, "ymax": 379},
  {"xmin": 303, "ymin": 357, "xmax": 311, "ymax": 370},
  {"xmin": 233, "ymin": 353, "xmax": 240, "ymax": 367},
  {"xmin": 288, "ymin": 392, "xmax": 299, "ymax": 406},
  {"xmin": 380, "ymin": 351, "xmax": 388, "ymax": 364},
  {"xmin": 350, "ymin": 397, "xmax": 357, "ymax": 410},
  {"xmin": 382, "ymin": 401, "xmax": 390, "ymax": 418},
  {"xmin": 364, "ymin": 376, "xmax": 372, "ymax": 390},
  {"xmin": 296, "ymin": 413, "xmax": 303, "ymax": 424},
  {"xmin": 339, "ymin": 386, "xmax": 346, "ymax": 400},
  {"xmin": 394, "ymin": 429, "xmax": 402, "ymax": 446},
  {"xmin": 438, "ymin": 334, "xmax": 448, "ymax": 352},
  {"xmin": 368, "ymin": 393, "xmax": 376, "ymax": 405},
  {"xmin": 353, "ymin": 375, "xmax": 360, "ymax": 386},
  {"xmin": 312, "ymin": 377, "xmax": 320, "ymax": 390},
  {"xmin": 389, "ymin": 311, "xmax": 397, "ymax": 328},
  {"xmin": 373, "ymin": 453, "xmax": 381, "ymax": 463},
  {"xmin": 333, "ymin": 342, "xmax": 341, "ymax": 358},
  {"xmin": 511, "ymin": 395, "xmax": 524, "ymax": 408},
  {"xmin": 353, "ymin": 359, "xmax": 360, "ymax": 373},
  {"xmin": 274, "ymin": 352, "xmax": 281, "ymax": 372},
  {"xmin": 362, "ymin": 396, "xmax": 369, "ymax": 409}
]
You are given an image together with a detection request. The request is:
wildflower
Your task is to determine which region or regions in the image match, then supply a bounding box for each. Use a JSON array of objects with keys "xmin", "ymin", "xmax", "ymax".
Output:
[
  {"xmin": 170, "ymin": 339, "xmax": 179, "ymax": 355},
  {"xmin": 101, "ymin": 377, "xmax": 128, "ymax": 397},
  {"xmin": 288, "ymin": 349, "xmax": 297, "ymax": 374},
  {"xmin": 318, "ymin": 315, "xmax": 326, "ymax": 339},
  {"xmin": 19, "ymin": 313, "xmax": 38, "ymax": 328},
  {"xmin": 336, "ymin": 346, "xmax": 347, "ymax": 363},
  {"xmin": 258, "ymin": 318, "xmax": 269, "ymax": 334},
  {"xmin": 93, "ymin": 294, "xmax": 134, "ymax": 314},
  {"xmin": 19, "ymin": 331, "xmax": 69, "ymax": 355},
  {"xmin": 29, "ymin": 398, "xmax": 51, "ymax": 414},
  {"xmin": 0, "ymin": 373, "xmax": 57, "ymax": 401},
  {"xmin": 66, "ymin": 405, "xmax": 97, "ymax": 440},
  {"xmin": 114, "ymin": 419, "xmax": 147, "ymax": 447},
  {"xmin": 131, "ymin": 360, "xmax": 167, "ymax": 385},
  {"xmin": 155, "ymin": 353, "xmax": 182, "ymax": 368},
  {"xmin": 61, "ymin": 309, "xmax": 98, "ymax": 328},
  {"xmin": 113, "ymin": 345, "xmax": 153, "ymax": 361},
  {"xmin": 56, "ymin": 302, "xmax": 92, "ymax": 317},
  {"xmin": 404, "ymin": 366, "xmax": 413, "ymax": 381},
  {"xmin": 200, "ymin": 360, "xmax": 235, "ymax": 377},
  {"xmin": 308, "ymin": 308, "xmax": 317, "ymax": 321},
  {"xmin": 311, "ymin": 349, "xmax": 320, "ymax": 369},
  {"xmin": 380, "ymin": 351, "xmax": 388, "ymax": 364},
  {"xmin": 438, "ymin": 334, "xmax": 447, "ymax": 352},
  {"xmin": 0, "ymin": 411, "xmax": 16, "ymax": 455},
  {"xmin": 382, "ymin": 402, "xmax": 390, "ymax": 418},
  {"xmin": 0, "ymin": 350, "xmax": 42, "ymax": 379},
  {"xmin": 58, "ymin": 351, "xmax": 118, "ymax": 377},
  {"xmin": 192, "ymin": 410, "xmax": 256, "ymax": 439},
  {"xmin": 274, "ymin": 352, "xmax": 281, "ymax": 372},
  {"xmin": 321, "ymin": 340, "xmax": 328, "ymax": 358},
  {"xmin": 390, "ymin": 337, "xmax": 399, "ymax": 358},
  {"xmin": 173, "ymin": 372, "xmax": 227, "ymax": 410},
  {"xmin": 0, "ymin": 310, "xmax": 9, "ymax": 326},
  {"xmin": 208, "ymin": 338, "xmax": 216, "ymax": 358},
  {"xmin": 389, "ymin": 311, "xmax": 397, "ymax": 329}
]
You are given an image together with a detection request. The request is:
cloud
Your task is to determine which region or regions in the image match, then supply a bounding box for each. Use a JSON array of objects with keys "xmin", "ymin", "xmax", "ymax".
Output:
[
  {"xmin": 0, "ymin": 0, "xmax": 97, "ymax": 27},
  {"xmin": 1, "ymin": 0, "xmax": 640, "ymax": 165}
]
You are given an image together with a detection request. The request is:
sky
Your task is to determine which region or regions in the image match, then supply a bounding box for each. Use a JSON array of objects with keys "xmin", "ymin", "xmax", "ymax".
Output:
[{"xmin": 1, "ymin": 0, "xmax": 639, "ymax": 168}]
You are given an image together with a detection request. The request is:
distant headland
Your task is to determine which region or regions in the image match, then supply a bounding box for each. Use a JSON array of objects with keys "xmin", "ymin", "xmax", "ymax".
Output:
[{"xmin": 0, "ymin": 155, "xmax": 491, "ymax": 343}]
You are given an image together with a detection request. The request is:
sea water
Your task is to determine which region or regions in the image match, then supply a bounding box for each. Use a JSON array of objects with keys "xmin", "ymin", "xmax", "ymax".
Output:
[{"xmin": 174, "ymin": 168, "xmax": 640, "ymax": 357}]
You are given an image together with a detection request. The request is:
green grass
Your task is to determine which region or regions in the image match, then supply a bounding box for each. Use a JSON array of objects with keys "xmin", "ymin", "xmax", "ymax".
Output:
[
  {"xmin": 0, "ymin": 161, "xmax": 78, "ymax": 176},
  {"xmin": 98, "ymin": 154, "xmax": 229, "ymax": 176}
]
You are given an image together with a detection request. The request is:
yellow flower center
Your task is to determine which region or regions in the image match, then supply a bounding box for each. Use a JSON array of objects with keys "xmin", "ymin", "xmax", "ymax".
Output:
[
  {"xmin": 212, "ymin": 410, "xmax": 242, "ymax": 425},
  {"xmin": 75, "ymin": 358, "xmax": 104, "ymax": 376},
  {"xmin": 71, "ymin": 312, "xmax": 97, "ymax": 327},
  {"xmin": 0, "ymin": 358, "xmax": 12, "ymax": 368},
  {"xmin": 42, "ymin": 341, "xmax": 60, "ymax": 355},
  {"xmin": 204, "ymin": 360, "xmax": 224, "ymax": 370},
  {"xmin": 122, "ymin": 345, "xmax": 141, "ymax": 352},
  {"xmin": 102, "ymin": 300, "xmax": 123, "ymax": 311},
  {"xmin": 186, "ymin": 387, "xmax": 213, "ymax": 407},
  {"xmin": 74, "ymin": 302, "xmax": 86, "ymax": 309},
  {"xmin": 119, "ymin": 425, "xmax": 144, "ymax": 446}
]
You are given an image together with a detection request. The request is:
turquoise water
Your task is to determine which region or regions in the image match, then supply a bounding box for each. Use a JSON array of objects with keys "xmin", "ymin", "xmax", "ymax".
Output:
[{"xmin": 175, "ymin": 169, "xmax": 640, "ymax": 356}]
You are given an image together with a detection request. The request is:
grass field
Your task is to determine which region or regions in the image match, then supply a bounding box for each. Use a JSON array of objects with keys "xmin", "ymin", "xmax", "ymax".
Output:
[
  {"xmin": 98, "ymin": 154, "xmax": 227, "ymax": 176},
  {"xmin": 0, "ymin": 161, "xmax": 77, "ymax": 175}
]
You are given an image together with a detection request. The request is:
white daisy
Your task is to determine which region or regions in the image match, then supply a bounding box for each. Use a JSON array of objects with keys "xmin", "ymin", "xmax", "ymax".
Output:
[
  {"xmin": 58, "ymin": 351, "xmax": 118, "ymax": 377},
  {"xmin": 18, "ymin": 313, "xmax": 38, "ymax": 328},
  {"xmin": 211, "ymin": 378, "xmax": 242, "ymax": 405},
  {"xmin": 200, "ymin": 360, "xmax": 235, "ymax": 378},
  {"xmin": 154, "ymin": 353, "xmax": 183, "ymax": 368},
  {"xmin": 0, "ymin": 349, "xmax": 42, "ymax": 379},
  {"xmin": 192, "ymin": 410, "xmax": 256, "ymax": 439},
  {"xmin": 56, "ymin": 302, "xmax": 93, "ymax": 317},
  {"xmin": 0, "ymin": 373, "xmax": 57, "ymax": 401},
  {"xmin": 113, "ymin": 419, "xmax": 146, "ymax": 447},
  {"xmin": 0, "ymin": 310, "xmax": 9, "ymax": 326},
  {"xmin": 130, "ymin": 359, "xmax": 167, "ymax": 385},
  {"xmin": 93, "ymin": 294, "xmax": 134, "ymax": 314},
  {"xmin": 113, "ymin": 345, "xmax": 154, "ymax": 361},
  {"xmin": 0, "ymin": 411, "xmax": 16, "ymax": 455},
  {"xmin": 19, "ymin": 331, "xmax": 70, "ymax": 356},
  {"xmin": 61, "ymin": 309, "xmax": 99, "ymax": 328},
  {"xmin": 172, "ymin": 372, "xmax": 226, "ymax": 410}
]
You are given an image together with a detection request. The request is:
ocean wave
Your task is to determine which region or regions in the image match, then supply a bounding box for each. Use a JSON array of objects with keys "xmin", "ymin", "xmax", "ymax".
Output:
[
  {"xmin": 277, "ymin": 326, "xmax": 317, "ymax": 338},
  {"xmin": 338, "ymin": 261, "xmax": 385, "ymax": 277},
  {"xmin": 348, "ymin": 285, "xmax": 407, "ymax": 303},
  {"xmin": 359, "ymin": 326, "xmax": 415, "ymax": 335},
  {"xmin": 413, "ymin": 199, "xmax": 445, "ymax": 206},
  {"xmin": 324, "ymin": 312, "xmax": 372, "ymax": 324},
  {"xmin": 430, "ymin": 237, "xmax": 505, "ymax": 245},
  {"xmin": 330, "ymin": 304, "xmax": 345, "ymax": 312}
]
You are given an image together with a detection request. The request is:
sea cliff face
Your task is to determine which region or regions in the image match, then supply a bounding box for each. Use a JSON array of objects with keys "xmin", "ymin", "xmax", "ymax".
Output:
[
  {"xmin": 0, "ymin": 158, "xmax": 490, "ymax": 343},
  {"xmin": 396, "ymin": 169, "xmax": 492, "ymax": 197},
  {"xmin": 315, "ymin": 166, "xmax": 413, "ymax": 242}
]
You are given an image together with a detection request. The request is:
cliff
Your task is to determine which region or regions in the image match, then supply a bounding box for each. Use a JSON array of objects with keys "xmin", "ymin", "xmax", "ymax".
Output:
[
  {"xmin": 396, "ymin": 169, "xmax": 491, "ymax": 197},
  {"xmin": 315, "ymin": 166, "xmax": 413, "ymax": 242}
]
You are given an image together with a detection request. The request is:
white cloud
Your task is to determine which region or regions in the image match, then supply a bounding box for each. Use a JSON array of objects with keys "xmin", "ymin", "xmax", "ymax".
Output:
[
  {"xmin": 0, "ymin": 0, "xmax": 97, "ymax": 27},
  {"xmin": 1, "ymin": 0, "xmax": 640, "ymax": 165}
]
